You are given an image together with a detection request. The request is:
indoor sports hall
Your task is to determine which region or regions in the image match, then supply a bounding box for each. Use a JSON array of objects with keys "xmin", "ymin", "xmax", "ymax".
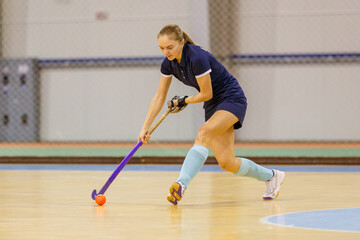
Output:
[{"xmin": 0, "ymin": 1, "xmax": 359, "ymax": 240}]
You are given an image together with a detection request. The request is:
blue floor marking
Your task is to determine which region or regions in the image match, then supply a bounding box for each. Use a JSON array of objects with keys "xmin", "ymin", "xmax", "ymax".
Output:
[
  {"xmin": 261, "ymin": 208, "xmax": 360, "ymax": 233},
  {"xmin": 0, "ymin": 164, "xmax": 360, "ymax": 172}
]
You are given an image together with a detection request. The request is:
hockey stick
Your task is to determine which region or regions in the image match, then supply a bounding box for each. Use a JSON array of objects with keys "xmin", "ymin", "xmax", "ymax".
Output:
[{"xmin": 91, "ymin": 108, "xmax": 171, "ymax": 200}]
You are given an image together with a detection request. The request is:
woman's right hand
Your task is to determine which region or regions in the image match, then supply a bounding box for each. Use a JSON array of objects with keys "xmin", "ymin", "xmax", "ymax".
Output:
[{"xmin": 138, "ymin": 129, "xmax": 151, "ymax": 144}]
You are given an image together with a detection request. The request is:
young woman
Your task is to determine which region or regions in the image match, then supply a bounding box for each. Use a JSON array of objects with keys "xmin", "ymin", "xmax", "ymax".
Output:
[{"xmin": 138, "ymin": 24, "xmax": 285, "ymax": 205}]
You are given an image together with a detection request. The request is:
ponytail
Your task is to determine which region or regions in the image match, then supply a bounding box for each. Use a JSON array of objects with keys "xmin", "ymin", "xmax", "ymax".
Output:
[
  {"xmin": 158, "ymin": 24, "xmax": 195, "ymax": 45},
  {"xmin": 182, "ymin": 31, "xmax": 195, "ymax": 45}
]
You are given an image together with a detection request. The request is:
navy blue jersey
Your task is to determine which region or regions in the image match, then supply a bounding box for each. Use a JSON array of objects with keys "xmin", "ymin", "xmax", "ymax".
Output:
[{"xmin": 160, "ymin": 42, "xmax": 246, "ymax": 108}]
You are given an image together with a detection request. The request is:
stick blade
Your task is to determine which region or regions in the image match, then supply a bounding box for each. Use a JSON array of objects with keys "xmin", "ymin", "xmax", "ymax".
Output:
[{"xmin": 92, "ymin": 189, "xmax": 98, "ymax": 200}]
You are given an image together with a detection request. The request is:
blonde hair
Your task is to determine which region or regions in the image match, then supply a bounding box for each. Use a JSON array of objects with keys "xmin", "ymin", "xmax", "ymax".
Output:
[{"xmin": 158, "ymin": 24, "xmax": 195, "ymax": 44}]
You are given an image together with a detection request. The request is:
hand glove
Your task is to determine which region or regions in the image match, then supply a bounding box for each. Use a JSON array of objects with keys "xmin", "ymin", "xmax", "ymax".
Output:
[{"xmin": 167, "ymin": 95, "xmax": 188, "ymax": 113}]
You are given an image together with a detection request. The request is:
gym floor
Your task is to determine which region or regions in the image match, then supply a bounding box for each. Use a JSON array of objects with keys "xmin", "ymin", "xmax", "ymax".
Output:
[{"xmin": 0, "ymin": 164, "xmax": 359, "ymax": 240}]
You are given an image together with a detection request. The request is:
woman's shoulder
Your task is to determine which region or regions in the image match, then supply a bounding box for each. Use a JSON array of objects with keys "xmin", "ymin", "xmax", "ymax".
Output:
[
  {"xmin": 160, "ymin": 57, "xmax": 174, "ymax": 75},
  {"xmin": 186, "ymin": 44, "xmax": 210, "ymax": 62},
  {"xmin": 187, "ymin": 43, "xmax": 208, "ymax": 54},
  {"xmin": 161, "ymin": 57, "xmax": 173, "ymax": 68}
]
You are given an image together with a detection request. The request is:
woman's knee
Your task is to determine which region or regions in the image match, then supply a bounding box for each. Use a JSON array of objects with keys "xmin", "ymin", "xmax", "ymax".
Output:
[
  {"xmin": 216, "ymin": 156, "xmax": 240, "ymax": 173},
  {"xmin": 217, "ymin": 158, "xmax": 230, "ymax": 171},
  {"xmin": 217, "ymin": 158, "xmax": 234, "ymax": 172},
  {"xmin": 195, "ymin": 125, "xmax": 214, "ymax": 147}
]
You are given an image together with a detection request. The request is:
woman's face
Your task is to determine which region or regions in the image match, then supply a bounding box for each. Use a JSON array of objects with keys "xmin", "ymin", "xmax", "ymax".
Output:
[{"xmin": 158, "ymin": 34, "xmax": 184, "ymax": 62}]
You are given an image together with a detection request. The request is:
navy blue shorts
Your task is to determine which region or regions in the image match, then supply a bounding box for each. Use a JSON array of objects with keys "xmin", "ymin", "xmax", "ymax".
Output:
[{"xmin": 205, "ymin": 99, "xmax": 247, "ymax": 129}]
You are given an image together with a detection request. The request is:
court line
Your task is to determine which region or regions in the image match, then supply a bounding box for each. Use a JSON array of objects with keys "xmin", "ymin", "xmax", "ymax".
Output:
[
  {"xmin": 0, "ymin": 164, "xmax": 360, "ymax": 172},
  {"xmin": 260, "ymin": 208, "xmax": 360, "ymax": 233}
]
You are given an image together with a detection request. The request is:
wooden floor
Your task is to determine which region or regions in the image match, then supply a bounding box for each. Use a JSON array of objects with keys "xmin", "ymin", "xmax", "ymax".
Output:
[{"xmin": 0, "ymin": 167, "xmax": 359, "ymax": 240}]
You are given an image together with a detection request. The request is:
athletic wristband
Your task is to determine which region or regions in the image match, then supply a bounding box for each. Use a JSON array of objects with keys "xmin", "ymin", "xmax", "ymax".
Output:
[{"xmin": 178, "ymin": 96, "xmax": 188, "ymax": 106}]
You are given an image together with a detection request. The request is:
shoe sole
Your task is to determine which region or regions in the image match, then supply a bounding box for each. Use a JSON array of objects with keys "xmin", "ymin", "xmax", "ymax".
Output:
[
  {"xmin": 263, "ymin": 173, "xmax": 286, "ymax": 200},
  {"xmin": 167, "ymin": 182, "xmax": 183, "ymax": 205}
]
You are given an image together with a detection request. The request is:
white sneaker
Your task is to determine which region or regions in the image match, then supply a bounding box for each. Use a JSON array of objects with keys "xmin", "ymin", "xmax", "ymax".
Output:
[{"xmin": 263, "ymin": 170, "xmax": 285, "ymax": 200}]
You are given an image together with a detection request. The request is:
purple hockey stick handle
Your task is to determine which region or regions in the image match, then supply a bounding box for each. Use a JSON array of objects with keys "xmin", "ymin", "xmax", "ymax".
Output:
[{"xmin": 92, "ymin": 141, "xmax": 143, "ymax": 200}]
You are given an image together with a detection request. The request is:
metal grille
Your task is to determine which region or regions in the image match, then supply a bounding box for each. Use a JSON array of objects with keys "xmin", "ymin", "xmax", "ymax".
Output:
[{"xmin": 1, "ymin": 0, "xmax": 360, "ymax": 142}]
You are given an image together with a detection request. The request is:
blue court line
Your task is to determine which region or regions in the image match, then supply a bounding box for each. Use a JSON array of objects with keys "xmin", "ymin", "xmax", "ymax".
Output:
[
  {"xmin": 261, "ymin": 208, "xmax": 360, "ymax": 233},
  {"xmin": 0, "ymin": 164, "xmax": 360, "ymax": 172}
]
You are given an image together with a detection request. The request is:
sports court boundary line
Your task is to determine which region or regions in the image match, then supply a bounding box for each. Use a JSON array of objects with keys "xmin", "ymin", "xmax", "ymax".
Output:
[
  {"xmin": 260, "ymin": 208, "xmax": 360, "ymax": 233},
  {"xmin": 1, "ymin": 164, "xmax": 360, "ymax": 172},
  {"xmin": 0, "ymin": 156, "xmax": 359, "ymax": 165}
]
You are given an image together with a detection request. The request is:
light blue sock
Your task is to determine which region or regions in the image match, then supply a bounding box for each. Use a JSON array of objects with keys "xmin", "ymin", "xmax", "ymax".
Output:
[
  {"xmin": 176, "ymin": 144, "xmax": 209, "ymax": 189},
  {"xmin": 234, "ymin": 157, "xmax": 273, "ymax": 181}
]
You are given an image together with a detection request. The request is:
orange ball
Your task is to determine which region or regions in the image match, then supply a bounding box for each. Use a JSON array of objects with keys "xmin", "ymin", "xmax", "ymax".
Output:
[{"xmin": 95, "ymin": 195, "xmax": 106, "ymax": 206}]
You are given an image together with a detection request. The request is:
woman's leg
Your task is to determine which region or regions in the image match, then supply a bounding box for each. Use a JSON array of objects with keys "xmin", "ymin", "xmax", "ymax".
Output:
[
  {"xmin": 211, "ymin": 128, "xmax": 285, "ymax": 200},
  {"xmin": 167, "ymin": 110, "xmax": 238, "ymax": 205},
  {"xmin": 210, "ymin": 126, "xmax": 239, "ymax": 173},
  {"xmin": 194, "ymin": 110, "xmax": 239, "ymax": 148},
  {"xmin": 211, "ymin": 128, "xmax": 273, "ymax": 180},
  {"xmin": 176, "ymin": 110, "xmax": 239, "ymax": 185}
]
